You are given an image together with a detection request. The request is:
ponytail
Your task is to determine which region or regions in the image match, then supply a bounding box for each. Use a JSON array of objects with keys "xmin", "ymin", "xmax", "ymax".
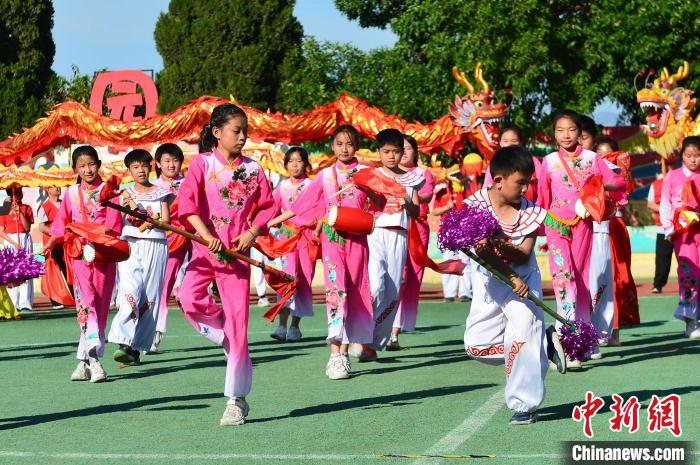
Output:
[{"xmin": 198, "ymin": 103, "xmax": 248, "ymax": 153}]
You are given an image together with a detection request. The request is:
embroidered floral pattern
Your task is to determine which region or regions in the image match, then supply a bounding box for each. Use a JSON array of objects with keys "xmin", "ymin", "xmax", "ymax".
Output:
[
  {"xmin": 76, "ymin": 303, "xmax": 90, "ymax": 333},
  {"xmin": 210, "ymin": 215, "xmax": 231, "ymax": 230},
  {"xmin": 324, "ymin": 261, "xmax": 346, "ymax": 325},
  {"xmin": 286, "ymin": 181, "xmax": 307, "ymax": 205},
  {"xmin": 219, "ymin": 166, "xmax": 259, "ymax": 209}
]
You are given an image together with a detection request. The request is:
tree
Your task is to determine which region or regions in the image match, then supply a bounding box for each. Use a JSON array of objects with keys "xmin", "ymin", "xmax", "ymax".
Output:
[
  {"xmin": 43, "ymin": 65, "xmax": 96, "ymax": 110},
  {"xmin": 0, "ymin": 0, "xmax": 55, "ymax": 139},
  {"xmin": 154, "ymin": 0, "xmax": 303, "ymax": 113}
]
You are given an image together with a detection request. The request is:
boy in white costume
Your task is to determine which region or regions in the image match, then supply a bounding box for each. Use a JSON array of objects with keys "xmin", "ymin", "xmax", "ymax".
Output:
[
  {"xmin": 350, "ymin": 129, "xmax": 420, "ymax": 361},
  {"xmin": 108, "ymin": 149, "xmax": 172, "ymax": 365},
  {"xmin": 463, "ymin": 146, "xmax": 566, "ymax": 425}
]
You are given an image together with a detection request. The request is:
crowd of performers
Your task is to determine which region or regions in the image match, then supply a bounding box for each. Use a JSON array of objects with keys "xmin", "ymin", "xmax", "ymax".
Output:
[{"xmin": 1, "ymin": 103, "xmax": 699, "ymax": 427}]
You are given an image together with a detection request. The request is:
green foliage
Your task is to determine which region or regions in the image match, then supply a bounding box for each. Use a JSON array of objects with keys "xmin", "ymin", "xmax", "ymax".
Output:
[
  {"xmin": 0, "ymin": 0, "xmax": 55, "ymax": 139},
  {"xmin": 154, "ymin": 0, "xmax": 303, "ymax": 113},
  {"xmin": 43, "ymin": 65, "xmax": 96, "ymax": 109}
]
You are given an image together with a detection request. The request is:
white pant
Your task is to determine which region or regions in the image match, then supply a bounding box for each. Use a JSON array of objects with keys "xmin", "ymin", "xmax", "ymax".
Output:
[
  {"xmin": 368, "ymin": 227, "xmax": 407, "ymax": 350},
  {"xmin": 250, "ymin": 247, "xmax": 267, "ymax": 297},
  {"xmin": 442, "ymin": 250, "xmax": 472, "ymax": 298},
  {"xmin": 108, "ymin": 238, "xmax": 168, "ymax": 351},
  {"xmin": 6, "ymin": 233, "xmax": 33, "ymax": 310},
  {"xmin": 464, "ymin": 265, "xmax": 548, "ymax": 413},
  {"xmin": 589, "ymin": 224, "xmax": 615, "ymax": 339}
]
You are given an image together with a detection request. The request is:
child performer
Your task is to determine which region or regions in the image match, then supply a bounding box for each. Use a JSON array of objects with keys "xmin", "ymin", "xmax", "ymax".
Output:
[
  {"xmin": 37, "ymin": 187, "xmax": 71, "ymax": 309},
  {"xmin": 647, "ymin": 173, "xmax": 673, "ymax": 294},
  {"xmin": 280, "ymin": 125, "xmax": 376, "ymax": 380},
  {"xmin": 389, "ymin": 134, "xmax": 434, "ymax": 350},
  {"xmin": 108, "ymin": 149, "xmax": 172, "ymax": 364},
  {"xmin": 41, "ymin": 146, "xmax": 122, "ymax": 383},
  {"xmin": 484, "ymin": 124, "xmax": 541, "ymax": 203},
  {"xmin": 150, "ymin": 143, "xmax": 188, "ymax": 353},
  {"xmin": 268, "ymin": 146, "xmax": 315, "ymax": 342},
  {"xmin": 464, "ymin": 146, "xmax": 566, "ymax": 425},
  {"xmin": 538, "ymin": 111, "xmax": 625, "ymax": 367},
  {"xmin": 660, "ymin": 136, "xmax": 700, "ymax": 338},
  {"xmin": 351, "ymin": 129, "xmax": 420, "ymax": 360},
  {"xmin": 0, "ymin": 188, "xmax": 35, "ymax": 311},
  {"xmin": 178, "ymin": 103, "xmax": 276, "ymax": 426}
]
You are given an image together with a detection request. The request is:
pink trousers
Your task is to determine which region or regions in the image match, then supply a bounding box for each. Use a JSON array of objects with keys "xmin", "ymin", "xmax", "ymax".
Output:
[
  {"xmin": 73, "ymin": 260, "xmax": 117, "ymax": 360},
  {"xmin": 156, "ymin": 243, "xmax": 189, "ymax": 333},
  {"xmin": 394, "ymin": 220, "xmax": 429, "ymax": 331},
  {"xmin": 673, "ymin": 231, "xmax": 700, "ymax": 322}
]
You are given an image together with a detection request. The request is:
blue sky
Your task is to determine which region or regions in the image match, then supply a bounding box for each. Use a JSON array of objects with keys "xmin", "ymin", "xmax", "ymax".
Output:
[{"xmin": 51, "ymin": 0, "xmax": 619, "ymax": 124}]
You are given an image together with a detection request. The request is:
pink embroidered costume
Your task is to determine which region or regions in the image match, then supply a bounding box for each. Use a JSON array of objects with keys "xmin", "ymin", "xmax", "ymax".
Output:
[
  {"xmin": 660, "ymin": 166, "xmax": 700, "ymax": 324},
  {"xmin": 51, "ymin": 180, "xmax": 122, "ymax": 361},
  {"xmin": 538, "ymin": 146, "xmax": 625, "ymax": 324},
  {"xmin": 394, "ymin": 167, "xmax": 434, "ymax": 332},
  {"xmin": 290, "ymin": 159, "xmax": 374, "ymax": 345},
  {"xmin": 178, "ymin": 149, "xmax": 276, "ymax": 398},
  {"xmin": 272, "ymin": 177, "xmax": 315, "ymax": 319},
  {"xmin": 153, "ymin": 174, "xmax": 190, "ymax": 334}
]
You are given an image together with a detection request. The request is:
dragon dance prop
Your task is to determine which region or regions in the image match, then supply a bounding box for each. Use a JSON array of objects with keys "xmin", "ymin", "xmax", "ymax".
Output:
[
  {"xmin": 437, "ymin": 205, "xmax": 599, "ymax": 360},
  {"xmin": 0, "ymin": 63, "xmax": 505, "ymax": 166},
  {"xmin": 98, "ymin": 183, "xmax": 297, "ymax": 322}
]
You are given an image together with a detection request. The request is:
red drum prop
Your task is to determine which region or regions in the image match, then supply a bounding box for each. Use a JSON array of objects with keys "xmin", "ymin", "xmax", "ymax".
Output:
[
  {"xmin": 65, "ymin": 223, "xmax": 130, "ymax": 263},
  {"xmin": 328, "ymin": 206, "xmax": 375, "ymax": 235}
]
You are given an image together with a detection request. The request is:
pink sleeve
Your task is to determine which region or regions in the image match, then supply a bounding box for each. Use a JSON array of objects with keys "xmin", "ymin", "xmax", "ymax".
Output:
[
  {"xmin": 659, "ymin": 172, "xmax": 674, "ymax": 236},
  {"xmin": 289, "ymin": 174, "xmax": 324, "ymax": 228},
  {"xmin": 272, "ymin": 185, "xmax": 282, "ymax": 211},
  {"xmin": 250, "ymin": 170, "xmax": 276, "ymax": 235},
  {"xmin": 178, "ymin": 155, "xmax": 205, "ymax": 223},
  {"xmin": 537, "ymin": 157, "xmax": 552, "ymax": 210},
  {"xmin": 50, "ymin": 193, "xmax": 71, "ymax": 237}
]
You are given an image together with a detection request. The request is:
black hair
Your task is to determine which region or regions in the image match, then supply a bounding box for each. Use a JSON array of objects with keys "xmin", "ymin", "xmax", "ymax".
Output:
[
  {"xmin": 199, "ymin": 103, "xmax": 248, "ymax": 153},
  {"xmin": 124, "ymin": 149, "xmax": 153, "ymax": 168},
  {"xmin": 331, "ymin": 124, "xmax": 360, "ymax": 149},
  {"xmin": 403, "ymin": 134, "xmax": 419, "ymax": 164},
  {"xmin": 579, "ymin": 115, "xmax": 598, "ymax": 137},
  {"xmin": 155, "ymin": 143, "xmax": 184, "ymax": 177},
  {"xmin": 499, "ymin": 123, "xmax": 525, "ymax": 145},
  {"xmin": 71, "ymin": 145, "xmax": 101, "ymax": 184},
  {"xmin": 552, "ymin": 109, "xmax": 582, "ymax": 132},
  {"xmin": 376, "ymin": 128, "xmax": 404, "ymax": 150},
  {"xmin": 681, "ymin": 136, "xmax": 700, "ymax": 156},
  {"xmin": 284, "ymin": 146, "xmax": 311, "ymax": 171},
  {"xmin": 592, "ymin": 135, "xmax": 619, "ymax": 152},
  {"xmin": 489, "ymin": 145, "xmax": 535, "ymax": 178}
]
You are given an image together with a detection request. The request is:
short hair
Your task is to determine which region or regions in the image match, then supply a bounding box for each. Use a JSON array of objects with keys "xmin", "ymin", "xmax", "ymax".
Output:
[
  {"xmin": 499, "ymin": 123, "xmax": 525, "ymax": 143},
  {"xmin": 332, "ymin": 125, "xmax": 360, "ymax": 149},
  {"xmin": 489, "ymin": 145, "xmax": 535, "ymax": 178},
  {"xmin": 592, "ymin": 135, "xmax": 619, "ymax": 152},
  {"xmin": 284, "ymin": 146, "xmax": 310, "ymax": 169},
  {"xmin": 124, "ymin": 149, "xmax": 153, "ymax": 168},
  {"xmin": 155, "ymin": 143, "xmax": 184, "ymax": 163},
  {"xmin": 552, "ymin": 109, "xmax": 581, "ymax": 132},
  {"xmin": 681, "ymin": 136, "xmax": 700, "ymax": 156},
  {"xmin": 375, "ymin": 128, "xmax": 404, "ymax": 150},
  {"xmin": 579, "ymin": 115, "xmax": 598, "ymax": 137}
]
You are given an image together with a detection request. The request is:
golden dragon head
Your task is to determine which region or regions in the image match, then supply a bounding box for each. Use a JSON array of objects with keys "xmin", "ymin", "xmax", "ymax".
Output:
[
  {"xmin": 636, "ymin": 61, "xmax": 695, "ymax": 157},
  {"xmin": 449, "ymin": 63, "xmax": 507, "ymax": 152}
]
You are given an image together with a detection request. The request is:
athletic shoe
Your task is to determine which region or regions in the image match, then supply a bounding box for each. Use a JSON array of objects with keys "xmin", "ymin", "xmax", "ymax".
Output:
[
  {"xmin": 286, "ymin": 326, "xmax": 302, "ymax": 342},
  {"xmin": 113, "ymin": 345, "xmax": 140, "ymax": 365},
  {"xmin": 460, "ymin": 296, "xmax": 471, "ymax": 302},
  {"xmin": 445, "ymin": 297, "xmax": 456, "ymax": 302},
  {"xmin": 567, "ymin": 358, "xmax": 583, "ymax": 370},
  {"xmin": 545, "ymin": 326, "xmax": 566, "ymax": 374},
  {"xmin": 340, "ymin": 354, "xmax": 352, "ymax": 374},
  {"xmin": 20, "ymin": 307, "xmax": 31, "ymax": 312},
  {"xmin": 688, "ymin": 324, "xmax": 700, "ymax": 339},
  {"xmin": 257, "ymin": 296, "xmax": 270, "ymax": 307},
  {"xmin": 220, "ymin": 397, "xmax": 249, "ymax": 426},
  {"xmin": 348, "ymin": 343, "xmax": 378, "ymax": 362},
  {"xmin": 385, "ymin": 335, "xmax": 401, "ymax": 351},
  {"xmin": 70, "ymin": 360, "xmax": 91, "ymax": 381},
  {"xmin": 510, "ymin": 411, "xmax": 537, "ymax": 425},
  {"xmin": 52, "ymin": 304, "xmax": 65, "ymax": 310},
  {"xmin": 88, "ymin": 356, "xmax": 107, "ymax": 383},
  {"xmin": 325, "ymin": 354, "xmax": 350, "ymax": 380},
  {"xmin": 651, "ymin": 287, "xmax": 662, "ymax": 294},
  {"xmin": 270, "ymin": 325, "xmax": 287, "ymax": 341},
  {"xmin": 147, "ymin": 331, "xmax": 163, "ymax": 354},
  {"xmin": 588, "ymin": 346, "xmax": 603, "ymax": 360}
]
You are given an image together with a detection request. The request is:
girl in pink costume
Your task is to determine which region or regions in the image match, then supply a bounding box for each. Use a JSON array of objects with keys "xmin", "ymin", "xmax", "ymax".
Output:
[
  {"xmin": 178, "ymin": 104, "xmax": 276, "ymax": 426},
  {"xmin": 660, "ymin": 136, "xmax": 700, "ymax": 338},
  {"xmin": 41, "ymin": 146, "xmax": 122, "ymax": 383},
  {"xmin": 268, "ymin": 146, "xmax": 316, "ymax": 342},
  {"xmin": 537, "ymin": 111, "xmax": 625, "ymax": 365},
  {"xmin": 388, "ymin": 134, "xmax": 434, "ymax": 349},
  {"xmin": 149, "ymin": 143, "xmax": 188, "ymax": 353}
]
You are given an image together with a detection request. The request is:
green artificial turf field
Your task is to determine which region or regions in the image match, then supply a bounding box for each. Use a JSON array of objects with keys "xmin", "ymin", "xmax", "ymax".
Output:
[{"xmin": 0, "ymin": 296, "xmax": 697, "ymax": 465}]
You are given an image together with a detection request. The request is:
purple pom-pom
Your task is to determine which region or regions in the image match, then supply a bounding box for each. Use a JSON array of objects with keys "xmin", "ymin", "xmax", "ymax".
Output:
[
  {"xmin": 0, "ymin": 247, "xmax": 44, "ymax": 287},
  {"xmin": 438, "ymin": 204, "xmax": 502, "ymax": 252},
  {"xmin": 559, "ymin": 321, "xmax": 600, "ymax": 361}
]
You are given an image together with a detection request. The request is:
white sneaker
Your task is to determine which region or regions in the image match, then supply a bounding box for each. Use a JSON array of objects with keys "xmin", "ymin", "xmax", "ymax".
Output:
[
  {"xmin": 257, "ymin": 296, "xmax": 270, "ymax": 307},
  {"xmin": 147, "ymin": 331, "xmax": 163, "ymax": 354},
  {"xmin": 340, "ymin": 354, "xmax": 351, "ymax": 374},
  {"xmin": 325, "ymin": 355, "xmax": 350, "ymax": 380},
  {"xmin": 52, "ymin": 304, "xmax": 65, "ymax": 310},
  {"xmin": 270, "ymin": 325, "xmax": 286, "ymax": 341},
  {"xmin": 286, "ymin": 326, "xmax": 302, "ymax": 342},
  {"xmin": 567, "ymin": 358, "xmax": 583, "ymax": 370},
  {"xmin": 686, "ymin": 320, "xmax": 699, "ymax": 338},
  {"xmin": 588, "ymin": 348, "xmax": 603, "ymax": 360},
  {"xmin": 688, "ymin": 327, "xmax": 700, "ymax": 339},
  {"xmin": 70, "ymin": 360, "xmax": 91, "ymax": 381},
  {"xmin": 89, "ymin": 357, "xmax": 107, "ymax": 383},
  {"xmin": 220, "ymin": 397, "xmax": 249, "ymax": 426}
]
